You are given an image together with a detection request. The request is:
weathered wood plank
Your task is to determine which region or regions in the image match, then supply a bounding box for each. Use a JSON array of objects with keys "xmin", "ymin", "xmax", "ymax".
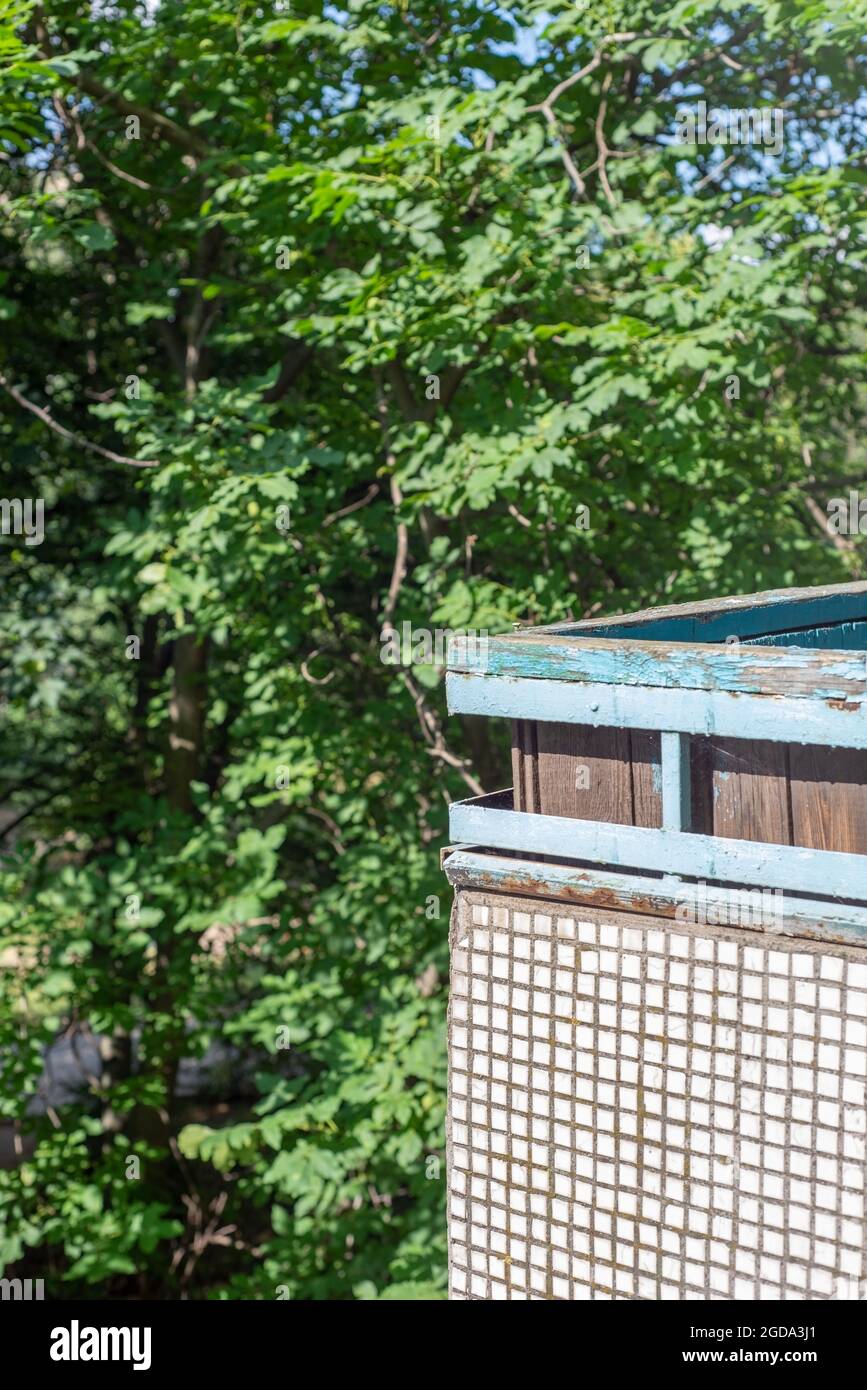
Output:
[
  {"xmin": 510, "ymin": 720, "xmax": 525, "ymax": 813},
  {"xmin": 629, "ymin": 730, "xmax": 661, "ymax": 828},
  {"xmin": 511, "ymin": 719, "xmax": 539, "ymax": 814},
  {"xmin": 705, "ymin": 736, "xmax": 792, "ymax": 846},
  {"xmin": 790, "ymin": 745, "xmax": 867, "ymax": 853},
  {"xmin": 447, "ymin": 671, "xmax": 867, "ymax": 748},
  {"xmin": 449, "ymin": 630, "xmax": 867, "ymax": 700},
  {"xmin": 441, "ymin": 849, "xmax": 867, "ymax": 946},
  {"xmin": 535, "ymin": 723, "xmax": 633, "ymax": 823},
  {"xmin": 689, "ymin": 735, "xmax": 714, "ymax": 836},
  {"xmin": 448, "ymin": 793, "xmax": 867, "ymax": 899},
  {"xmin": 516, "ymin": 724, "xmax": 867, "ymax": 854}
]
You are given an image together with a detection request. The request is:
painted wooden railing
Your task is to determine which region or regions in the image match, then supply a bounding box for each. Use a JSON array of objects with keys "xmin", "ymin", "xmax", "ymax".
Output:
[{"xmin": 446, "ymin": 581, "xmax": 867, "ymax": 909}]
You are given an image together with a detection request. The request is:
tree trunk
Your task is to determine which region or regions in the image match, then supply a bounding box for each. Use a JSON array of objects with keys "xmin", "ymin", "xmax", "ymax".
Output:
[{"xmin": 165, "ymin": 631, "xmax": 208, "ymax": 814}]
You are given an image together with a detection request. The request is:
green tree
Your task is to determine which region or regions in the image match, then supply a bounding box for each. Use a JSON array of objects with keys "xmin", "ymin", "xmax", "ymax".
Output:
[{"xmin": 0, "ymin": 0, "xmax": 864, "ymax": 1297}]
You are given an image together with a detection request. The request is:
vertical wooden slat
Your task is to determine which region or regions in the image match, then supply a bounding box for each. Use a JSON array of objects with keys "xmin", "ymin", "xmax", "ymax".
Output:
[
  {"xmin": 629, "ymin": 731, "xmax": 662, "ymax": 828},
  {"xmin": 515, "ymin": 723, "xmax": 663, "ymax": 827},
  {"xmin": 535, "ymin": 723, "xmax": 633, "ymax": 823},
  {"xmin": 707, "ymin": 736, "xmax": 792, "ymax": 846},
  {"xmin": 510, "ymin": 720, "xmax": 524, "ymax": 812},
  {"xmin": 789, "ymin": 746, "xmax": 867, "ymax": 853},
  {"xmin": 689, "ymin": 736, "xmax": 714, "ymax": 835},
  {"xmin": 660, "ymin": 732, "xmax": 691, "ymax": 831},
  {"xmin": 523, "ymin": 720, "xmax": 540, "ymax": 813}
]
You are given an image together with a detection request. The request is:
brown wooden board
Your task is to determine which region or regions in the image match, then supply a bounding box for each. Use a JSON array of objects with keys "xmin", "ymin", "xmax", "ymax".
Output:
[
  {"xmin": 510, "ymin": 719, "xmax": 539, "ymax": 814},
  {"xmin": 689, "ymin": 734, "xmax": 714, "ymax": 836},
  {"xmin": 629, "ymin": 730, "xmax": 662, "ymax": 828},
  {"xmin": 510, "ymin": 720, "xmax": 524, "ymax": 813},
  {"xmin": 535, "ymin": 723, "xmax": 633, "ymax": 824},
  {"xmin": 704, "ymin": 736, "xmax": 793, "ymax": 847},
  {"xmin": 790, "ymin": 745, "xmax": 867, "ymax": 854},
  {"xmin": 512, "ymin": 723, "xmax": 662, "ymax": 828}
]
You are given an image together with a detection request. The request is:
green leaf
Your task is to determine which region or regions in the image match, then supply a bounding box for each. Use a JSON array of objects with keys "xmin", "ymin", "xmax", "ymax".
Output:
[{"xmin": 74, "ymin": 223, "xmax": 116, "ymax": 252}]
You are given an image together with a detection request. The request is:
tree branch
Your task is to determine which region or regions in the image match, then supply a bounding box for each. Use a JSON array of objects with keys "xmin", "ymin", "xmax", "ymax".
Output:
[
  {"xmin": 593, "ymin": 70, "xmax": 617, "ymax": 206},
  {"xmin": 31, "ymin": 6, "xmax": 208, "ymax": 159},
  {"xmin": 262, "ymin": 342, "xmax": 313, "ymax": 403},
  {"xmin": 381, "ymin": 473, "xmax": 408, "ymax": 629},
  {"xmin": 73, "ymin": 67, "xmax": 210, "ymax": 159},
  {"xmin": 803, "ymin": 493, "xmax": 856, "ymax": 553},
  {"xmin": 383, "ymin": 359, "xmax": 422, "ymax": 421},
  {"xmin": 324, "ymin": 483, "xmax": 380, "ymax": 527},
  {"xmin": 376, "ymin": 384, "xmax": 409, "ymax": 632},
  {"xmin": 0, "ymin": 374, "xmax": 159, "ymax": 467},
  {"xmin": 402, "ymin": 669, "xmax": 484, "ymax": 798}
]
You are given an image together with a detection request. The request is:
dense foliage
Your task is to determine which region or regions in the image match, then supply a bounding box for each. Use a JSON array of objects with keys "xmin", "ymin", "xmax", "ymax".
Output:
[{"xmin": 0, "ymin": 0, "xmax": 864, "ymax": 1298}]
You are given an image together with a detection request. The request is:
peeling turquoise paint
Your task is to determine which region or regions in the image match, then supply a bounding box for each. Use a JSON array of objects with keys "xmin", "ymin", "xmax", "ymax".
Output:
[
  {"xmin": 449, "ymin": 794, "xmax": 867, "ymax": 901},
  {"xmin": 449, "ymin": 631, "xmax": 867, "ymax": 700},
  {"xmin": 447, "ymin": 671, "xmax": 867, "ymax": 748},
  {"xmin": 446, "ymin": 584, "xmax": 867, "ymax": 921},
  {"xmin": 746, "ymin": 620, "xmax": 867, "ymax": 650}
]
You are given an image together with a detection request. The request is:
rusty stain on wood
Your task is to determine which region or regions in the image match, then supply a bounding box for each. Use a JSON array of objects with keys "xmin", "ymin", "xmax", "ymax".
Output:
[{"xmin": 443, "ymin": 849, "xmax": 867, "ymax": 946}]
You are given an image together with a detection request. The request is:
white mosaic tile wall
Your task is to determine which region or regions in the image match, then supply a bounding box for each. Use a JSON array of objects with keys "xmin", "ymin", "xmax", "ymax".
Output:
[{"xmin": 447, "ymin": 892, "xmax": 867, "ymax": 1301}]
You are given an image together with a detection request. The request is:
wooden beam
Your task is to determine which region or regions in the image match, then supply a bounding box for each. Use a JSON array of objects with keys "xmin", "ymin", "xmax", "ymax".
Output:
[
  {"xmin": 447, "ymin": 672, "xmax": 867, "ymax": 748},
  {"xmin": 448, "ymin": 631, "xmax": 867, "ymax": 700},
  {"xmin": 660, "ymin": 731, "xmax": 691, "ymax": 831},
  {"xmin": 448, "ymin": 792, "xmax": 867, "ymax": 899},
  {"xmin": 442, "ymin": 849, "xmax": 867, "ymax": 946}
]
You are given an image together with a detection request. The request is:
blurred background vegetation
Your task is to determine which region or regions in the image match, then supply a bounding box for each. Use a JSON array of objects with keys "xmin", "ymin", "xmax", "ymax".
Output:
[{"xmin": 0, "ymin": 0, "xmax": 864, "ymax": 1298}]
